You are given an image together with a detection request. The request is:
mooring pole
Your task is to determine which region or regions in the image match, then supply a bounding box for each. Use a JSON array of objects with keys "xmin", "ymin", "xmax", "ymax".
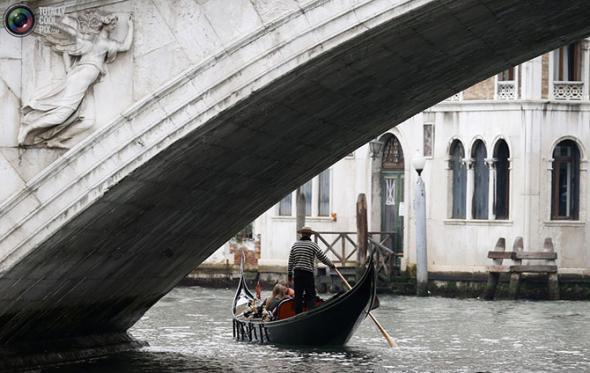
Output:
[
  {"xmin": 413, "ymin": 157, "xmax": 428, "ymax": 296},
  {"xmin": 356, "ymin": 193, "xmax": 368, "ymax": 265}
]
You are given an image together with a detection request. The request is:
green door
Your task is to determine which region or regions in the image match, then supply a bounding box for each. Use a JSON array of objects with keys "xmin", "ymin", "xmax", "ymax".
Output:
[
  {"xmin": 379, "ymin": 134, "xmax": 405, "ymax": 253},
  {"xmin": 381, "ymin": 171, "xmax": 404, "ymax": 251}
]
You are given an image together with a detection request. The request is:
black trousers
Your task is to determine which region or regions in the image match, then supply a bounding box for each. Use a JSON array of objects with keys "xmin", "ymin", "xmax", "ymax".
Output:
[{"xmin": 294, "ymin": 269, "xmax": 316, "ymax": 314}]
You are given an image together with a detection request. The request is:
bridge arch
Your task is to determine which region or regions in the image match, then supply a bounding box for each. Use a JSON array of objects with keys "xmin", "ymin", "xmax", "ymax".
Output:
[{"xmin": 0, "ymin": 0, "xmax": 590, "ymax": 348}]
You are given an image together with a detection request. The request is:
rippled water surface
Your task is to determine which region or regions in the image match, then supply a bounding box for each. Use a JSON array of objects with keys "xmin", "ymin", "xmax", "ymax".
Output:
[{"xmin": 47, "ymin": 287, "xmax": 590, "ymax": 372}]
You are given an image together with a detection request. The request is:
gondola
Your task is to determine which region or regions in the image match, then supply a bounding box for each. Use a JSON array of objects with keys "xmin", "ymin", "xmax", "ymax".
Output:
[{"xmin": 232, "ymin": 255, "xmax": 377, "ymax": 346}]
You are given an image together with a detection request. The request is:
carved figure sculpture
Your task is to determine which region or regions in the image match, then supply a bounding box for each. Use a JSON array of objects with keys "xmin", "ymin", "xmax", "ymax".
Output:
[{"xmin": 18, "ymin": 11, "xmax": 133, "ymax": 148}]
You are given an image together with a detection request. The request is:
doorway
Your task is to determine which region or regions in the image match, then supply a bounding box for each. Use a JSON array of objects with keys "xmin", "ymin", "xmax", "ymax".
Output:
[{"xmin": 380, "ymin": 135, "xmax": 405, "ymax": 251}]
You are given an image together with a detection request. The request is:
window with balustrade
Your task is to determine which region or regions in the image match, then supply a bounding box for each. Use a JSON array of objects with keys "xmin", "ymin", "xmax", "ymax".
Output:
[
  {"xmin": 496, "ymin": 66, "xmax": 517, "ymax": 100},
  {"xmin": 553, "ymin": 42, "xmax": 583, "ymax": 100},
  {"xmin": 551, "ymin": 140, "xmax": 580, "ymax": 220}
]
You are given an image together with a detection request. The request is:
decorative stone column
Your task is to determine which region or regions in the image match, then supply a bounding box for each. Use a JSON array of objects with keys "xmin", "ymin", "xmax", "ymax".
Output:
[
  {"xmin": 546, "ymin": 158, "xmax": 554, "ymax": 221},
  {"xmin": 464, "ymin": 158, "xmax": 474, "ymax": 220},
  {"xmin": 487, "ymin": 158, "xmax": 496, "ymax": 220},
  {"xmin": 445, "ymin": 157, "xmax": 453, "ymax": 218},
  {"xmin": 508, "ymin": 157, "xmax": 513, "ymax": 219},
  {"xmin": 579, "ymin": 159, "xmax": 588, "ymax": 221}
]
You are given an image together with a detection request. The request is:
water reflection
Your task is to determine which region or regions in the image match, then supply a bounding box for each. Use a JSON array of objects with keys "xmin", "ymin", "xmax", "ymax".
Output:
[{"xmin": 46, "ymin": 287, "xmax": 590, "ymax": 372}]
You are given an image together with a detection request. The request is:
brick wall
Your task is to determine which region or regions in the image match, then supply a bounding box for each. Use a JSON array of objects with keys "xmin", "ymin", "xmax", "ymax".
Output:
[
  {"xmin": 230, "ymin": 243, "xmax": 259, "ymax": 267},
  {"xmin": 463, "ymin": 77, "xmax": 495, "ymax": 100}
]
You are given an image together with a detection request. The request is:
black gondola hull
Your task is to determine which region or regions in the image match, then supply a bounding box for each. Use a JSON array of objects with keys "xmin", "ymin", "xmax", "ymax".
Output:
[{"xmin": 232, "ymin": 257, "xmax": 376, "ymax": 346}]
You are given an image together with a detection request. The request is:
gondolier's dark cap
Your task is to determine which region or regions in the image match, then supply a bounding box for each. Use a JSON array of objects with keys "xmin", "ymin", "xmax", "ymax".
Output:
[{"xmin": 297, "ymin": 226, "xmax": 314, "ymax": 235}]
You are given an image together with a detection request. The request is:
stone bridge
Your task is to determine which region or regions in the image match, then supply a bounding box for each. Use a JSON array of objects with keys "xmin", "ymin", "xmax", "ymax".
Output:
[{"xmin": 1, "ymin": 0, "xmax": 590, "ymax": 359}]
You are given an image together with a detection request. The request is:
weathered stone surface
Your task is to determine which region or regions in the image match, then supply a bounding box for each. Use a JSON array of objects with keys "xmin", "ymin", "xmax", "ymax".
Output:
[
  {"xmin": 0, "ymin": 28, "xmax": 21, "ymax": 59},
  {"xmin": 0, "ymin": 59, "xmax": 21, "ymax": 104},
  {"xmin": 0, "ymin": 0, "xmax": 589, "ymax": 362},
  {"xmin": 0, "ymin": 156, "xmax": 25, "ymax": 203},
  {"xmin": 0, "ymin": 77, "xmax": 19, "ymax": 147},
  {"xmin": 151, "ymin": 0, "xmax": 223, "ymax": 64},
  {"xmin": 251, "ymin": 0, "xmax": 299, "ymax": 24},
  {"xmin": 0, "ymin": 148, "xmax": 65, "ymax": 181}
]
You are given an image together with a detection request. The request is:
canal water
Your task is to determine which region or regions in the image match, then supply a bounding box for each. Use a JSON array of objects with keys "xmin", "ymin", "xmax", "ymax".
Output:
[{"xmin": 47, "ymin": 287, "xmax": 590, "ymax": 372}]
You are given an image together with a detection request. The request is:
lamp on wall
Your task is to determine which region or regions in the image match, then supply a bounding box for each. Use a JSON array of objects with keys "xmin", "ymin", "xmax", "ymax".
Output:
[{"xmin": 369, "ymin": 138, "xmax": 384, "ymax": 160}]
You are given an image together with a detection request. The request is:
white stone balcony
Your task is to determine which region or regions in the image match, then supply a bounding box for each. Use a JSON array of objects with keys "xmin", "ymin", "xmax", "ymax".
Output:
[
  {"xmin": 553, "ymin": 81, "xmax": 584, "ymax": 100},
  {"xmin": 496, "ymin": 81, "xmax": 517, "ymax": 100}
]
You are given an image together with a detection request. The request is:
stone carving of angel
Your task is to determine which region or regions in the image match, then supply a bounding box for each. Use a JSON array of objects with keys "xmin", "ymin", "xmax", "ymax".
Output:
[{"xmin": 18, "ymin": 11, "xmax": 133, "ymax": 148}]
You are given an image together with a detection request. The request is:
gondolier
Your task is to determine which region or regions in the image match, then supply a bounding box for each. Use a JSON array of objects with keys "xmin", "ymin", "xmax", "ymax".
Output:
[
  {"xmin": 233, "ymin": 253, "xmax": 378, "ymax": 345},
  {"xmin": 288, "ymin": 226, "xmax": 335, "ymax": 314}
]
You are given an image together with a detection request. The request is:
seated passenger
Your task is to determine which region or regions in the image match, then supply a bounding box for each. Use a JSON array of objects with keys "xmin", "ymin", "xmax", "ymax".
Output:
[
  {"xmin": 265, "ymin": 284, "xmax": 288, "ymax": 312},
  {"xmin": 278, "ymin": 280, "xmax": 295, "ymax": 297},
  {"xmin": 260, "ymin": 284, "xmax": 289, "ymax": 320}
]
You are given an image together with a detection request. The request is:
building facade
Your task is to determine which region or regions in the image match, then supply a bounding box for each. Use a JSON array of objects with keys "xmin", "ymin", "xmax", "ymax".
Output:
[{"xmin": 205, "ymin": 39, "xmax": 590, "ymax": 278}]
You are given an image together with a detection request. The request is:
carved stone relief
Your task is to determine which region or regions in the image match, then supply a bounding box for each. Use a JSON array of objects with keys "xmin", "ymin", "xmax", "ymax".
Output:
[{"xmin": 18, "ymin": 10, "xmax": 133, "ymax": 148}]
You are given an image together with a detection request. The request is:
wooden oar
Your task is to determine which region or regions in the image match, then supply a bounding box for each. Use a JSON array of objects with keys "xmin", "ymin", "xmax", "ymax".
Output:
[{"xmin": 333, "ymin": 267, "xmax": 398, "ymax": 348}]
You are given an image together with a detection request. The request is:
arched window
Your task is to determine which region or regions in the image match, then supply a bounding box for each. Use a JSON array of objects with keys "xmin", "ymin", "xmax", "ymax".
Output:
[
  {"xmin": 449, "ymin": 140, "xmax": 466, "ymax": 219},
  {"xmin": 471, "ymin": 141, "xmax": 489, "ymax": 219},
  {"xmin": 493, "ymin": 140, "xmax": 510, "ymax": 219},
  {"xmin": 551, "ymin": 140, "xmax": 580, "ymax": 220},
  {"xmin": 382, "ymin": 135, "xmax": 404, "ymax": 170}
]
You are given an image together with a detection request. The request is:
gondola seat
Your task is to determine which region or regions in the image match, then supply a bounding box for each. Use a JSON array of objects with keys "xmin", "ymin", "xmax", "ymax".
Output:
[{"xmin": 274, "ymin": 297, "xmax": 325, "ymax": 320}]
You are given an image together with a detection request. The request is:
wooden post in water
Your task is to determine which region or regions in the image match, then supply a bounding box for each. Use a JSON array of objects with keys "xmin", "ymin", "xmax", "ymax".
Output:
[
  {"xmin": 483, "ymin": 237, "xmax": 506, "ymax": 300},
  {"xmin": 296, "ymin": 187, "xmax": 306, "ymax": 235},
  {"xmin": 544, "ymin": 238, "xmax": 560, "ymax": 300},
  {"xmin": 508, "ymin": 236, "xmax": 524, "ymax": 299},
  {"xmin": 356, "ymin": 193, "xmax": 368, "ymax": 266}
]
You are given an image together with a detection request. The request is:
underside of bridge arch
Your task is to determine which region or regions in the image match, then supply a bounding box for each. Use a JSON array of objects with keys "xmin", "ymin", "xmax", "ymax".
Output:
[{"xmin": 1, "ymin": 0, "xmax": 590, "ymax": 359}]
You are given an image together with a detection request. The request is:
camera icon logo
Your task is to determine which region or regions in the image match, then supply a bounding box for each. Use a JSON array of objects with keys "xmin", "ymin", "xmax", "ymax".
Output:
[{"xmin": 3, "ymin": 3, "xmax": 36, "ymax": 37}]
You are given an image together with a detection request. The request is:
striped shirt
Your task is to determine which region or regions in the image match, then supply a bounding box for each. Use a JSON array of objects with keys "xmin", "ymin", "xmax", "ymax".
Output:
[{"xmin": 288, "ymin": 238, "xmax": 333, "ymax": 277}]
